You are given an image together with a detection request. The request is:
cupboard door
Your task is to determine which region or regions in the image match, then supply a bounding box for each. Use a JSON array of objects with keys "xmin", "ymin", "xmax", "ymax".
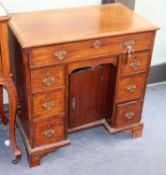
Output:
[{"xmin": 69, "ymin": 66, "xmax": 104, "ymax": 128}]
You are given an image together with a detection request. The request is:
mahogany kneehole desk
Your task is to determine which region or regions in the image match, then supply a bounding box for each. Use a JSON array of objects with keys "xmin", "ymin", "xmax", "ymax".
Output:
[{"xmin": 9, "ymin": 3, "xmax": 159, "ymax": 167}]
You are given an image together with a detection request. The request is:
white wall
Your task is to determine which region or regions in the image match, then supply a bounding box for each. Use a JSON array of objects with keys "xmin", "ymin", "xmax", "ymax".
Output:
[
  {"xmin": 135, "ymin": 0, "xmax": 165, "ymax": 66},
  {"xmin": 1, "ymin": 0, "xmax": 101, "ymax": 13}
]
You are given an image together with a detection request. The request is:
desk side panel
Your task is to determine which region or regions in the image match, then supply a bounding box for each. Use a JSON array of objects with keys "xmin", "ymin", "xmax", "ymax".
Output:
[{"xmin": 9, "ymin": 29, "xmax": 31, "ymax": 140}]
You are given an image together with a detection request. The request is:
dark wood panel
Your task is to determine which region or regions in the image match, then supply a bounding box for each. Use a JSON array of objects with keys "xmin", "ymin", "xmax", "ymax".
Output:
[{"xmin": 69, "ymin": 66, "xmax": 104, "ymax": 128}]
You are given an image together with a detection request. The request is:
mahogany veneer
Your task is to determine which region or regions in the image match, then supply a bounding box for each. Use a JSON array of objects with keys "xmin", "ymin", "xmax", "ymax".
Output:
[{"xmin": 9, "ymin": 3, "xmax": 159, "ymax": 167}]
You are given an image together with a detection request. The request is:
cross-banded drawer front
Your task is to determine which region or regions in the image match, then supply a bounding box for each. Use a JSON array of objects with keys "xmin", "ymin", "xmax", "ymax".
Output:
[
  {"xmin": 33, "ymin": 91, "xmax": 64, "ymax": 118},
  {"xmin": 115, "ymin": 100, "xmax": 143, "ymax": 128},
  {"xmin": 31, "ymin": 65, "xmax": 64, "ymax": 92},
  {"xmin": 30, "ymin": 32, "xmax": 152, "ymax": 67},
  {"xmin": 33, "ymin": 116, "xmax": 65, "ymax": 147},
  {"xmin": 121, "ymin": 51, "xmax": 150, "ymax": 75},
  {"xmin": 117, "ymin": 74, "xmax": 146, "ymax": 102}
]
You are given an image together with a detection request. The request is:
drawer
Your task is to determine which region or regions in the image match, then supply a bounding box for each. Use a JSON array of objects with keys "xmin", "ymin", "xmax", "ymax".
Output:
[
  {"xmin": 33, "ymin": 90, "xmax": 64, "ymax": 118},
  {"xmin": 31, "ymin": 65, "xmax": 64, "ymax": 92},
  {"xmin": 121, "ymin": 51, "xmax": 150, "ymax": 75},
  {"xmin": 33, "ymin": 116, "xmax": 65, "ymax": 147},
  {"xmin": 117, "ymin": 74, "xmax": 146, "ymax": 102},
  {"xmin": 115, "ymin": 100, "xmax": 143, "ymax": 128},
  {"xmin": 31, "ymin": 32, "xmax": 153, "ymax": 67}
]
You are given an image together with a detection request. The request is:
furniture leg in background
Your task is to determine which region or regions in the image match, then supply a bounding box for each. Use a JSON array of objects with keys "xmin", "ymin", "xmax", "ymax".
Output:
[
  {"xmin": 0, "ymin": 4, "xmax": 21, "ymax": 164},
  {"xmin": 0, "ymin": 86, "xmax": 8, "ymax": 124}
]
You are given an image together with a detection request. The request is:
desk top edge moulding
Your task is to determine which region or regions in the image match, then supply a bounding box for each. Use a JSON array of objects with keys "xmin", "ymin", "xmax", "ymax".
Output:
[
  {"xmin": 9, "ymin": 3, "xmax": 159, "ymax": 48},
  {"xmin": 0, "ymin": 3, "xmax": 22, "ymax": 164},
  {"xmin": 8, "ymin": 3, "xmax": 159, "ymax": 167}
]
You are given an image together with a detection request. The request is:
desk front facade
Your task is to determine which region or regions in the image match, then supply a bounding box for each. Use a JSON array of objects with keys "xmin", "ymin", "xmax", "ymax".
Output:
[{"xmin": 9, "ymin": 3, "xmax": 159, "ymax": 167}]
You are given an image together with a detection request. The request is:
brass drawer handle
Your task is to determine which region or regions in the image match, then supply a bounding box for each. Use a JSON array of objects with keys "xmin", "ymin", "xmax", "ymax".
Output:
[
  {"xmin": 42, "ymin": 102, "xmax": 55, "ymax": 110},
  {"xmin": 54, "ymin": 50, "xmax": 67, "ymax": 60},
  {"xmin": 124, "ymin": 40, "xmax": 135, "ymax": 58},
  {"xmin": 93, "ymin": 40, "xmax": 101, "ymax": 49},
  {"xmin": 130, "ymin": 61, "xmax": 140, "ymax": 69},
  {"xmin": 43, "ymin": 129, "xmax": 55, "ymax": 137},
  {"xmin": 124, "ymin": 111, "xmax": 135, "ymax": 120},
  {"xmin": 126, "ymin": 85, "xmax": 137, "ymax": 93},
  {"xmin": 43, "ymin": 76, "xmax": 55, "ymax": 86}
]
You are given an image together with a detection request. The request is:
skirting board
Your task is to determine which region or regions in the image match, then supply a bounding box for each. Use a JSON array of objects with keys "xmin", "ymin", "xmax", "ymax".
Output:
[{"xmin": 148, "ymin": 63, "xmax": 166, "ymax": 84}]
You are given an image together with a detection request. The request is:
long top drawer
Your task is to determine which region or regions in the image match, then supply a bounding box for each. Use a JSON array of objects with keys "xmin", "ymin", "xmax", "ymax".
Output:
[{"xmin": 30, "ymin": 32, "xmax": 153, "ymax": 67}]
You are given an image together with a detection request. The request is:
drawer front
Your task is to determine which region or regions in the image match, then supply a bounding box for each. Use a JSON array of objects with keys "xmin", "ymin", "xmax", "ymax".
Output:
[
  {"xmin": 31, "ymin": 32, "xmax": 153, "ymax": 67},
  {"xmin": 33, "ymin": 116, "xmax": 65, "ymax": 147},
  {"xmin": 115, "ymin": 100, "xmax": 143, "ymax": 128},
  {"xmin": 117, "ymin": 74, "xmax": 146, "ymax": 102},
  {"xmin": 121, "ymin": 51, "xmax": 150, "ymax": 75},
  {"xmin": 33, "ymin": 90, "xmax": 64, "ymax": 118},
  {"xmin": 31, "ymin": 65, "xmax": 64, "ymax": 92}
]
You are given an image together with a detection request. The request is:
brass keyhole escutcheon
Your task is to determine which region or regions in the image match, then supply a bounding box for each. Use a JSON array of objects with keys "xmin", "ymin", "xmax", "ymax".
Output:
[
  {"xmin": 93, "ymin": 40, "xmax": 101, "ymax": 49},
  {"xmin": 130, "ymin": 56, "xmax": 140, "ymax": 69},
  {"xmin": 71, "ymin": 98, "xmax": 76, "ymax": 110}
]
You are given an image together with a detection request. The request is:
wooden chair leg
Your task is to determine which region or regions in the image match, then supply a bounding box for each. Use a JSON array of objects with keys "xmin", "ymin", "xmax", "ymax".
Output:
[
  {"xmin": 0, "ymin": 85, "xmax": 8, "ymax": 125},
  {"xmin": 6, "ymin": 79, "xmax": 22, "ymax": 163}
]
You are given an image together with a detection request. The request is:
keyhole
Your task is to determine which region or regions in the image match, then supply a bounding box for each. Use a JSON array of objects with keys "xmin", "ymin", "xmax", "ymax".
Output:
[{"xmin": 129, "ymin": 78, "xmax": 135, "ymax": 85}]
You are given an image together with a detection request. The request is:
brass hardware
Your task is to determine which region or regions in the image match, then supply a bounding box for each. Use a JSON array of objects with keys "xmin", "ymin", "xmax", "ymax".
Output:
[
  {"xmin": 126, "ymin": 85, "xmax": 137, "ymax": 93},
  {"xmin": 42, "ymin": 72, "xmax": 55, "ymax": 86},
  {"xmin": 124, "ymin": 111, "xmax": 135, "ymax": 119},
  {"xmin": 54, "ymin": 50, "xmax": 67, "ymax": 60},
  {"xmin": 43, "ymin": 129, "xmax": 55, "ymax": 137},
  {"xmin": 124, "ymin": 40, "xmax": 135, "ymax": 47},
  {"xmin": 124, "ymin": 40, "xmax": 135, "ymax": 58},
  {"xmin": 93, "ymin": 40, "xmax": 101, "ymax": 49},
  {"xmin": 130, "ymin": 57, "xmax": 140, "ymax": 69},
  {"xmin": 71, "ymin": 98, "xmax": 76, "ymax": 110},
  {"xmin": 43, "ymin": 102, "xmax": 55, "ymax": 110}
]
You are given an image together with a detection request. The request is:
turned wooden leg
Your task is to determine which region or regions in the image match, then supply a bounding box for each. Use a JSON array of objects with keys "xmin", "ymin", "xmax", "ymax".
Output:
[
  {"xmin": 6, "ymin": 79, "xmax": 22, "ymax": 162},
  {"xmin": 132, "ymin": 123, "xmax": 144, "ymax": 139},
  {"xmin": 0, "ymin": 85, "xmax": 8, "ymax": 125}
]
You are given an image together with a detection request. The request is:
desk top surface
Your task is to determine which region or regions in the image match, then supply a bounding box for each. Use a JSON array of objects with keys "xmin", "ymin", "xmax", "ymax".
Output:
[{"xmin": 9, "ymin": 3, "xmax": 159, "ymax": 48}]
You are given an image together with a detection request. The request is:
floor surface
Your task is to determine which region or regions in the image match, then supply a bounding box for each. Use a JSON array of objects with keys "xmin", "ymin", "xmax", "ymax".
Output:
[{"xmin": 0, "ymin": 83, "xmax": 166, "ymax": 175}]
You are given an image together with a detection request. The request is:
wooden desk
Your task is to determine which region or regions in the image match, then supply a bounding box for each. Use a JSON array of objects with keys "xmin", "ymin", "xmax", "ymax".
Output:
[
  {"xmin": 9, "ymin": 3, "xmax": 159, "ymax": 167},
  {"xmin": 0, "ymin": 4, "xmax": 21, "ymax": 163}
]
